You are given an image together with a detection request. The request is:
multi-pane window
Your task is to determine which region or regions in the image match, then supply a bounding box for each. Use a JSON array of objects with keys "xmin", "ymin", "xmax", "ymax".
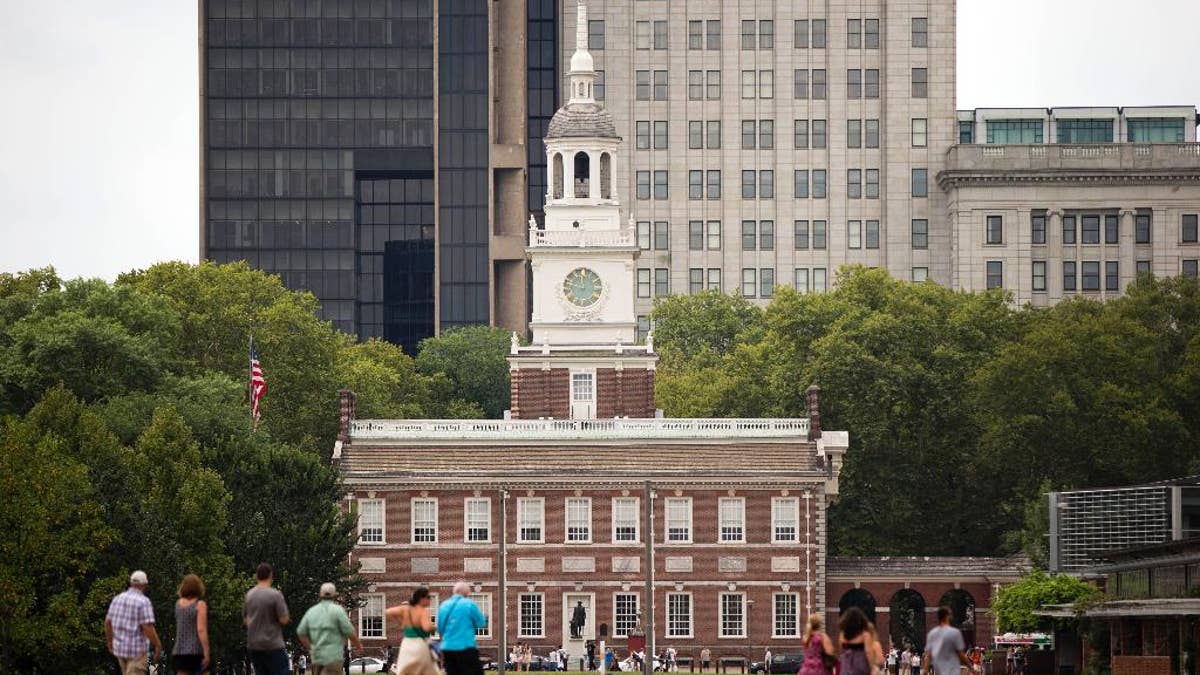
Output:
[
  {"xmin": 1063, "ymin": 215, "xmax": 1077, "ymax": 244},
  {"xmin": 794, "ymin": 170, "xmax": 809, "ymax": 198},
  {"xmin": 636, "ymin": 121, "xmax": 651, "ymax": 150},
  {"xmin": 912, "ymin": 219, "xmax": 929, "ymax": 249},
  {"xmin": 1106, "ymin": 261, "xmax": 1120, "ymax": 292},
  {"xmin": 469, "ymin": 594, "xmax": 491, "ymax": 637},
  {"xmin": 637, "ymin": 221, "xmax": 651, "ymax": 249},
  {"xmin": 986, "ymin": 119, "xmax": 1043, "ymax": 144},
  {"xmin": 358, "ymin": 498, "xmax": 385, "ymax": 544},
  {"xmin": 637, "ymin": 71, "xmax": 651, "ymax": 100},
  {"xmin": 848, "ymin": 170, "xmax": 862, "ymax": 199},
  {"xmin": 689, "ymin": 171, "xmax": 703, "ymax": 200},
  {"xmin": 772, "ymin": 497, "xmax": 799, "ymax": 542},
  {"xmin": 614, "ymin": 593, "xmax": 640, "ymax": 637},
  {"xmin": 865, "ymin": 119, "xmax": 879, "ymax": 148},
  {"xmin": 912, "ymin": 169, "xmax": 928, "ymax": 197},
  {"xmin": 653, "ymin": 170, "xmax": 668, "ymax": 199},
  {"xmin": 761, "ymin": 220, "xmax": 775, "ymax": 249},
  {"xmin": 912, "ymin": 17, "xmax": 928, "ymax": 47},
  {"xmin": 706, "ymin": 20, "xmax": 721, "ymax": 50},
  {"xmin": 986, "ymin": 215, "xmax": 1003, "ymax": 244},
  {"xmin": 688, "ymin": 71, "xmax": 703, "ymax": 101},
  {"xmin": 688, "ymin": 120, "xmax": 708, "ymax": 148},
  {"xmin": 465, "ymin": 497, "xmax": 490, "ymax": 543},
  {"xmin": 912, "ymin": 68, "xmax": 928, "ymax": 98},
  {"xmin": 665, "ymin": 497, "xmax": 692, "ymax": 542},
  {"xmin": 847, "ymin": 19, "xmax": 861, "ymax": 48},
  {"xmin": 1082, "ymin": 261, "xmax": 1101, "ymax": 291},
  {"xmin": 667, "ymin": 593, "xmax": 693, "ymax": 638},
  {"xmin": 720, "ymin": 593, "xmax": 746, "ymax": 638},
  {"xmin": 719, "ymin": 497, "xmax": 746, "ymax": 542},
  {"xmin": 864, "ymin": 69, "xmax": 879, "ymax": 98},
  {"xmin": 707, "ymin": 171, "xmax": 722, "ymax": 199},
  {"xmin": 813, "ymin": 220, "xmax": 827, "ymax": 249},
  {"xmin": 812, "ymin": 70, "xmax": 826, "ymax": 99},
  {"xmin": 986, "ymin": 261, "xmax": 1003, "ymax": 290},
  {"xmin": 848, "ymin": 119, "xmax": 861, "ymax": 148},
  {"xmin": 865, "ymin": 169, "xmax": 879, "ymax": 199},
  {"xmin": 1057, "ymin": 119, "xmax": 1114, "ymax": 143},
  {"xmin": 912, "ymin": 118, "xmax": 928, "ymax": 147},
  {"xmin": 1183, "ymin": 214, "xmax": 1199, "ymax": 243},
  {"xmin": 1082, "ymin": 215, "xmax": 1101, "ymax": 244},
  {"xmin": 864, "ymin": 19, "xmax": 879, "ymax": 48},
  {"xmin": 595, "ymin": 70, "xmax": 605, "ymax": 100},
  {"xmin": 1136, "ymin": 260, "xmax": 1152, "ymax": 276},
  {"xmin": 1135, "ymin": 211, "xmax": 1152, "ymax": 244},
  {"xmin": 793, "ymin": 68, "xmax": 809, "ymax": 97},
  {"xmin": 566, "ymin": 497, "xmax": 592, "ymax": 543},
  {"xmin": 1184, "ymin": 260, "xmax": 1199, "ymax": 277},
  {"xmin": 741, "ymin": 220, "xmax": 757, "ymax": 250},
  {"xmin": 912, "ymin": 267, "xmax": 929, "ymax": 283},
  {"xmin": 761, "ymin": 268, "xmax": 776, "ymax": 298},
  {"xmin": 847, "ymin": 69, "xmax": 861, "ymax": 99},
  {"xmin": 360, "ymin": 594, "xmax": 385, "ymax": 639},
  {"xmin": 654, "ymin": 121, "xmax": 668, "ymax": 149},
  {"xmin": 812, "ymin": 19, "xmax": 826, "ymax": 48},
  {"xmin": 1128, "ymin": 118, "xmax": 1186, "ymax": 143},
  {"xmin": 636, "ymin": 171, "xmax": 650, "ymax": 200},
  {"xmin": 761, "ymin": 171, "xmax": 775, "ymax": 198},
  {"xmin": 412, "ymin": 498, "xmax": 438, "ymax": 543},
  {"xmin": 654, "ymin": 268, "xmax": 670, "ymax": 296},
  {"xmin": 959, "ymin": 121, "xmax": 975, "ymax": 144},
  {"xmin": 741, "ymin": 71, "xmax": 756, "ymax": 99},
  {"xmin": 1032, "ymin": 260, "xmax": 1047, "ymax": 292},
  {"xmin": 636, "ymin": 21, "xmax": 652, "ymax": 50},
  {"xmin": 865, "ymin": 220, "xmax": 880, "ymax": 249},
  {"xmin": 689, "ymin": 268, "xmax": 704, "ymax": 294},
  {"xmin": 741, "ymin": 20, "xmax": 756, "ymax": 50},
  {"xmin": 760, "ymin": 120, "xmax": 775, "ymax": 149},
  {"xmin": 812, "ymin": 120, "xmax": 827, "ymax": 148},
  {"xmin": 588, "ymin": 20, "xmax": 605, "ymax": 50},
  {"xmin": 1063, "ymin": 261, "xmax": 1077, "ymax": 291},
  {"xmin": 637, "ymin": 315, "xmax": 651, "ymax": 342},
  {"xmin": 518, "ymin": 594, "xmax": 544, "ymax": 638},
  {"xmin": 612, "ymin": 497, "xmax": 639, "ymax": 542},
  {"xmin": 794, "ymin": 120, "xmax": 809, "ymax": 148},
  {"xmin": 1105, "ymin": 214, "xmax": 1119, "ymax": 244},
  {"xmin": 689, "ymin": 221, "xmax": 704, "ymax": 250},
  {"xmin": 654, "ymin": 221, "xmax": 669, "ymax": 250},
  {"xmin": 760, "ymin": 19, "xmax": 774, "ymax": 48},
  {"xmin": 742, "ymin": 172, "xmax": 757, "ymax": 200},
  {"xmin": 794, "ymin": 268, "xmax": 809, "ymax": 293},
  {"xmin": 653, "ymin": 20, "xmax": 668, "ymax": 49},
  {"xmin": 813, "ymin": 268, "xmax": 828, "ymax": 291},
  {"xmin": 773, "ymin": 593, "xmax": 801, "ymax": 638},
  {"xmin": 848, "ymin": 220, "xmax": 862, "ymax": 249},
  {"xmin": 794, "ymin": 19, "xmax": 809, "ymax": 48},
  {"xmin": 1031, "ymin": 211, "xmax": 1047, "ymax": 245},
  {"xmin": 707, "ymin": 121, "xmax": 722, "ymax": 148},
  {"xmin": 707, "ymin": 70, "xmax": 721, "ymax": 99},
  {"xmin": 517, "ymin": 497, "xmax": 544, "ymax": 543},
  {"xmin": 653, "ymin": 70, "xmax": 669, "ymax": 100},
  {"xmin": 813, "ymin": 169, "xmax": 827, "ymax": 198},
  {"xmin": 707, "ymin": 268, "xmax": 722, "ymax": 290},
  {"xmin": 688, "ymin": 20, "xmax": 703, "ymax": 50},
  {"xmin": 742, "ymin": 121, "xmax": 757, "ymax": 149}
]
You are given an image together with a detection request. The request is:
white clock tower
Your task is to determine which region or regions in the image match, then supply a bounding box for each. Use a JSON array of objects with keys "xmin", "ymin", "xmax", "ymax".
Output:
[{"xmin": 527, "ymin": 0, "xmax": 637, "ymax": 347}]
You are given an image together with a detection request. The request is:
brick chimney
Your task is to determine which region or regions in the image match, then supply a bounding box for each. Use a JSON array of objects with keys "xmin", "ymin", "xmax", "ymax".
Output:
[
  {"xmin": 337, "ymin": 389, "xmax": 357, "ymax": 443},
  {"xmin": 806, "ymin": 384, "xmax": 821, "ymax": 441}
]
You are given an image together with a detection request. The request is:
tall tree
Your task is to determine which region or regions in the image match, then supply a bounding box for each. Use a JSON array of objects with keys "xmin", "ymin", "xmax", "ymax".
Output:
[{"xmin": 415, "ymin": 326, "xmax": 512, "ymax": 418}]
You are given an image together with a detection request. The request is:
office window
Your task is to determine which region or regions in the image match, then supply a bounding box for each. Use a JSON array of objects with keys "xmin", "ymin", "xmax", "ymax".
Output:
[
  {"xmin": 358, "ymin": 499, "xmax": 384, "ymax": 544},
  {"xmin": 1136, "ymin": 260, "xmax": 1152, "ymax": 276},
  {"xmin": 912, "ymin": 118, "xmax": 928, "ymax": 147},
  {"xmin": 688, "ymin": 70, "xmax": 703, "ymax": 100},
  {"xmin": 741, "ymin": 268, "xmax": 757, "ymax": 297},
  {"xmin": 667, "ymin": 594, "xmax": 693, "ymax": 638},
  {"xmin": 636, "ymin": 315, "xmax": 650, "ymax": 342},
  {"xmin": 707, "ymin": 221, "xmax": 722, "ymax": 250},
  {"xmin": 719, "ymin": 497, "xmax": 746, "ymax": 542},
  {"xmin": 912, "ymin": 168, "xmax": 928, "ymax": 197},
  {"xmin": 761, "ymin": 20, "xmax": 774, "ymax": 48},
  {"xmin": 614, "ymin": 593, "xmax": 640, "ymax": 637},
  {"xmin": 986, "ymin": 215, "xmax": 1003, "ymax": 244},
  {"xmin": 1128, "ymin": 118, "xmax": 1186, "ymax": 143},
  {"xmin": 865, "ymin": 220, "xmax": 880, "ymax": 249},
  {"xmin": 636, "ymin": 21, "xmax": 651, "ymax": 50},
  {"xmin": 760, "ymin": 171, "xmax": 775, "ymax": 199},
  {"xmin": 912, "ymin": 267, "xmax": 929, "ymax": 282},
  {"xmin": 689, "ymin": 221, "xmax": 704, "ymax": 250},
  {"xmin": 654, "ymin": 121, "xmax": 668, "ymax": 149},
  {"xmin": 588, "ymin": 20, "xmax": 605, "ymax": 49},
  {"xmin": 812, "ymin": 120, "xmax": 827, "ymax": 148},
  {"xmin": 707, "ymin": 20, "xmax": 721, "ymax": 50},
  {"xmin": 1082, "ymin": 261, "xmax": 1100, "ymax": 291},
  {"xmin": 742, "ymin": 121, "xmax": 756, "ymax": 149},
  {"xmin": 518, "ymin": 594, "xmax": 544, "ymax": 638},
  {"xmin": 1105, "ymin": 214, "xmax": 1119, "ymax": 244},
  {"xmin": 707, "ymin": 170, "xmax": 721, "ymax": 199},
  {"xmin": 794, "ymin": 220, "xmax": 810, "ymax": 249},
  {"xmin": 665, "ymin": 497, "xmax": 692, "ymax": 542},
  {"xmin": 654, "ymin": 268, "xmax": 669, "ymax": 296},
  {"xmin": 794, "ymin": 268, "xmax": 809, "ymax": 292},
  {"xmin": 565, "ymin": 497, "xmax": 591, "ymax": 543},
  {"xmin": 689, "ymin": 268, "xmax": 704, "ymax": 294},
  {"xmin": 1032, "ymin": 211, "xmax": 1047, "ymax": 245},
  {"xmin": 654, "ymin": 20, "xmax": 668, "ymax": 49},
  {"xmin": 760, "ymin": 120, "xmax": 774, "ymax": 149},
  {"xmin": 707, "ymin": 268, "xmax": 722, "ymax": 290},
  {"xmin": 1184, "ymin": 260, "xmax": 1199, "ymax": 277},
  {"xmin": 847, "ymin": 69, "xmax": 862, "ymax": 99},
  {"xmin": 636, "ymin": 70, "xmax": 651, "ymax": 100},
  {"xmin": 612, "ymin": 497, "xmax": 639, "ymax": 542},
  {"xmin": 865, "ymin": 169, "xmax": 879, "ymax": 198},
  {"xmin": 689, "ymin": 121, "xmax": 703, "ymax": 149},
  {"xmin": 864, "ymin": 18, "xmax": 879, "ymax": 48},
  {"xmin": 813, "ymin": 220, "xmax": 827, "ymax": 249},
  {"xmin": 720, "ymin": 593, "xmax": 747, "ymax": 638},
  {"xmin": 706, "ymin": 70, "xmax": 721, "ymax": 99},
  {"xmin": 812, "ymin": 19, "xmax": 826, "ymax": 48},
  {"xmin": 865, "ymin": 119, "xmax": 879, "ymax": 148},
  {"xmin": 654, "ymin": 221, "xmax": 669, "ymax": 250},
  {"xmin": 739, "ymin": 172, "xmax": 756, "ymax": 199},
  {"xmin": 812, "ymin": 70, "xmax": 826, "ymax": 99},
  {"xmin": 912, "ymin": 17, "xmax": 928, "ymax": 47},
  {"xmin": 794, "ymin": 170, "xmax": 809, "ymax": 198},
  {"xmin": 688, "ymin": 20, "xmax": 703, "ymax": 49},
  {"xmin": 360, "ymin": 594, "xmax": 385, "ymax": 639},
  {"xmin": 708, "ymin": 121, "xmax": 721, "ymax": 148},
  {"xmin": 1106, "ymin": 261, "xmax": 1120, "ymax": 292},
  {"xmin": 793, "ymin": 69, "xmax": 808, "ymax": 99},
  {"xmin": 595, "ymin": 70, "xmax": 605, "ymax": 100},
  {"xmin": 865, "ymin": 69, "xmax": 879, "ymax": 98},
  {"xmin": 761, "ymin": 268, "xmax": 775, "ymax": 297},
  {"xmin": 774, "ymin": 593, "xmax": 801, "ymax": 638},
  {"xmin": 1032, "ymin": 261, "xmax": 1047, "ymax": 292},
  {"xmin": 1183, "ymin": 214, "xmax": 1199, "ymax": 243},
  {"xmin": 758, "ymin": 220, "xmax": 775, "ymax": 250},
  {"xmin": 741, "ymin": 20, "xmax": 756, "ymax": 50},
  {"xmin": 465, "ymin": 497, "xmax": 490, "ymax": 543},
  {"xmin": 1063, "ymin": 261, "xmax": 1077, "ymax": 291},
  {"xmin": 847, "ymin": 19, "xmax": 861, "ymax": 49},
  {"xmin": 412, "ymin": 498, "xmax": 438, "ymax": 543},
  {"xmin": 773, "ymin": 497, "xmax": 799, "ymax": 542},
  {"xmin": 794, "ymin": 19, "xmax": 808, "ymax": 48},
  {"xmin": 741, "ymin": 220, "xmax": 757, "ymax": 250},
  {"xmin": 1135, "ymin": 211, "xmax": 1152, "ymax": 244},
  {"xmin": 794, "ymin": 119, "xmax": 809, "ymax": 148},
  {"xmin": 813, "ymin": 267, "xmax": 828, "ymax": 291},
  {"xmin": 986, "ymin": 261, "xmax": 1003, "ymax": 290},
  {"xmin": 637, "ymin": 171, "xmax": 651, "ymax": 200},
  {"xmin": 1057, "ymin": 119, "xmax": 1114, "ymax": 144},
  {"xmin": 848, "ymin": 119, "xmax": 862, "ymax": 148},
  {"xmin": 637, "ymin": 221, "xmax": 652, "ymax": 250},
  {"xmin": 911, "ymin": 68, "xmax": 928, "ymax": 98},
  {"xmin": 636, "ymin": 121, "xmax": 650, "ymax": 149},
  {"xmin": 848, "ymin": 170, "xmax": 862, "ymax": 199},
  {"xmin": 653, "ymin": 170, "xmax": 668, "ymax": 199},
  {"xmin": 912, "ymin": 219, "xmax": 928, "ymax": 249},
  {"xmin": 741, "ymin": 71, "xmax": 756, "ymax": 99},
  {"xmin": 653, "ymin": 70, "xmax": 669, "ymax": 100},
  {"xmin": 959, "ymin": 121, "xmax": 975, "ymax": 144},
  {"xmin": 1063, "ymin": 215, "xmax": 1077, "ymax": 244},
  {"xmin": 986, "ymin": 119, "xmax": 1043, "ymax": 144},
  {"xmin": 689, "ymin": 171, "xmax": 703, "ymax": 200},
  {"xmin": 813, "ymin": 169, "xmax": 827, "ymax": 198},
  {"xmin": 1082, "ymin": 215, "xmax": 1100, "ymax": 244},
  {"xmin": 517, "ymin": 497, "xmax": 544, "ymax": 542},
  {"xmin": 848, "ymin": 220, "xmax": 862, "ymax": 249}
]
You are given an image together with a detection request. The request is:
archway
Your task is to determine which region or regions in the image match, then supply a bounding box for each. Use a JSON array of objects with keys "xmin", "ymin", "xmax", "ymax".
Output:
[
  {"xmin": 889, "ymin": 589, "xmax": 927, "ymax": 652},
  {"xmin": 938, "ymin": 589, "xmax": 977, "ymax": 646},
  {"xmin": 599, "ymin": 153, "xmax": 612, "ymax": 199},
  {"xmin": 838, "ymin": 588, "xmax": 877, "ymax": 623},
  {"xmin": 552, "ymin": 153, "xmax": 564, "ymax": 199},
  {"xmin": 573, "ymin": 151, "xmax": 590, "ymax": 198}
]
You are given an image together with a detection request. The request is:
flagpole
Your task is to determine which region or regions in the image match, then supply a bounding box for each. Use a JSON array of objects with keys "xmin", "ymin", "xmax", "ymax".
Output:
[{"xmin": 248, "ymin": 333, "xmax": 255, "ymax": 422}]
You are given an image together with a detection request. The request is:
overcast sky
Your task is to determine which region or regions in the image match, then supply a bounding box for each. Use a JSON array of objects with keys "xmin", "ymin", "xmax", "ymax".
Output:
[{"xmin": 2, "ymin": 0, "xmax": 1198, "ymax": 281}]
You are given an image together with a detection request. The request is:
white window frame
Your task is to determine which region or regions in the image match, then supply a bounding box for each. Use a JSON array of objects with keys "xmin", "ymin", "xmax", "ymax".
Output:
[
  {"xmin": 570, "ymin": 371, "xmax": 596, "ymax": 404},
  {"xmin": 666, "ymin": 592, "xmax": 694, "ymax": 638},
  {"xmin": 357, "ymin": 498, "xmax": 385, "ymax": 545},
  {"xmin": 518, "ymin": 593, "xmax": 545, "ymax": 638},
  {"xmin": 718, "ymin": 497, "xmax": 746, "ymax": 543},
  {"xmin": 771, "ymin": 497, "xmax": 800, "ymax": 543},
  {"xmin": 428, "ymin": 593, "xmax": 440, "ymax": 633},
  {"xmin": 565, "ymin": 497, "xmax": 593, "ymax": 543},
  {"xmin": 469, "ymin": 593, "xmax": 492, "ymax": 638},
  {"xmin": 613, "ymin": 592, "xmax": 640, "ymax": 637},
  {"xmin": 360, "ymin": 593, "xmax": 386, "ymax": 639},
  {"xmin": 665, "ymin": 497, "xmax": 693, "ymax": 544},
  {"xmin": 772, "ymin": 592, "xmax": 801, "ymax": 638},
  {"xmin": 517, "ymin": 497, "xmax": 546, "ymax": 543},
  {"xmin": 719, "ymin": 592, "xmax": 747, "ymax": 638},
  {"xmin": 612, "ymin": 497, "xmax": 640, "ymax": 543},
  {"xmin": 465, "ymin": 497, "xmax": 491, "ymax": 543},
  {"xmin": 411, "ymin": 497, "xmax": 438, "ymax": 544}
]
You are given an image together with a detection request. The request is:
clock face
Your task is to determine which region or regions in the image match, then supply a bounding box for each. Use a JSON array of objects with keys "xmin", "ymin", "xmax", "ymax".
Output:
[{"xmin": 562, "ymin": 267, "xmax": 603, "ymax": 307}]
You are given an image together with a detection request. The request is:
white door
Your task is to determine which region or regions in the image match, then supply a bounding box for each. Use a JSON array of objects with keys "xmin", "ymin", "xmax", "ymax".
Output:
[{"xmin": 570, "ymin": 372, "xmax": 595, "ymax": 419}]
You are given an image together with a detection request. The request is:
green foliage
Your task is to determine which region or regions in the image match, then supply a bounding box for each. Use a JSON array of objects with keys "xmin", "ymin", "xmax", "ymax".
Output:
[
  {"xmin": 650, "ymin": 290, "xmax": 764, "ymax": 360},
  {"xmin": 992, "ymin": 571, "xmax": 1101, "ymax": 633},
  {"xmin": 415, "ymin": 325, "xmax": 512, "ymax": 418}
]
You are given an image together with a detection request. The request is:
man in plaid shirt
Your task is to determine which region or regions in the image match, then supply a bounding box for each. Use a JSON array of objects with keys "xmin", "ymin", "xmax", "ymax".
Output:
[{"xmin": 104, "ymin": 570, "xmax": 163, "ymax": 675}]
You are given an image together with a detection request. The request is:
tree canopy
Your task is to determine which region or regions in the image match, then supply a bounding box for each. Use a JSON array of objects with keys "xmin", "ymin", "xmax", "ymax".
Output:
[{"xmin": 992, "ymin": 571, "xmax": 1102, "ymax": 633}]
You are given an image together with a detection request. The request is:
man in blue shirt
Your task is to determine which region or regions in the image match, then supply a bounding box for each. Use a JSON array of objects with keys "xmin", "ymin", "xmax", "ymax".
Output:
[{"xmin": 437, "ymin": 582, "xmax": 488, "ymax": 675}]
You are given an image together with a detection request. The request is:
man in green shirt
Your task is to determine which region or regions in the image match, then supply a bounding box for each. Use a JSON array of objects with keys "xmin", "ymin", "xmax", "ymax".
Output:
[{"xmin": 297, "ymin": 583, "xmax": 362, "ymax": 675}]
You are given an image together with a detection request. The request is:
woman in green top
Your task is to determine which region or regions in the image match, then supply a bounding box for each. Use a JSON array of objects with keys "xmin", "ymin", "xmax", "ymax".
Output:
[{"xmin": 388, "ymin": 587, "xmax": 439, "ymax": 675}]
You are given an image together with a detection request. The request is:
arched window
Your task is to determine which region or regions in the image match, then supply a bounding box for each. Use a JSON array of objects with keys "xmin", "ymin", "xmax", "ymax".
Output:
[
  {"xmin": 552, "ymin": 153, "xmax": 564, "ymax": 199},
  {"xmin": 838, "ymin": 588, "xmax": 877, "ymax": 623},
  {"xmin": 573, "ymin": 151, "xmax": 590, "ymax": 198},
  {"xmin": 599, "ymin": 153, "xmax": 612, "ymax": 199},
  {"xmin": 938, "ymin": 589, "xmax": 977, "ymax": 646},
  {"xmin": 889, "ymin": 589, "xmax": 927, "ymax": 652}
]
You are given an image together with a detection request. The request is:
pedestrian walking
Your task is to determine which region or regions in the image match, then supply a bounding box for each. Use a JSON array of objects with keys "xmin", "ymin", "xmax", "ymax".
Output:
[
  {"xmin": 900, "ymin": 648, "xmax": 911, "ymax": 675},
  {"xmin": 922, "ymin": 607, "xmax": 977, "ymax": 675},
  {"xmin": 909, "ymin": 651, "xmax": 921, "ymax": 675},
  {"xmin": 836, "ymin": 607, "xmax": 883, "ymax": 675},
  {"xmin": 245, "ymin": 563, "xmax": 292, "ymax": 675},
  {"xmin": 437, "ymin": 582, "xmax": 487, "ymax": 675},
  {"xmin": 700, "ymin": 648, "xmax": 711, "ymax": 673},
  {"xmin": 764, "ymin": 648, "xmax": 772, "ymax": 675},
  {"xmin": 798, "ymin": 614, "xmax": 836, "ymax": 675},
  {"xmin": 173, "ymin": 574, "xmax": 211, "ymax": 674},
  {"xmin": 387, "ymin": 587, "xmax": 439, "ymax": 675},
  {"xmin": 297, "ymin": 582, "xmax": 361, "ymax": 675},
  {"xmin": 105, "ymin": 570, "xmax": 164, "ymax": 675}
]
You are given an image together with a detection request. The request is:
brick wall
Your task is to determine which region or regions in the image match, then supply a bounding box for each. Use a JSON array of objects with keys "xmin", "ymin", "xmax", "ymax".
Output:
[
  {"xmin": 511, "ymin": 367, "xmax": 655, "ymax": 419},
  {"xmin": 1112, "ymin": 656, "xmax": 1170, "ymax": 675}
]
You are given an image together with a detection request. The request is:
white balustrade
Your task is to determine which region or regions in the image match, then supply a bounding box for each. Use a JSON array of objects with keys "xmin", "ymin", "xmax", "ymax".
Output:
[
  {"xmin": 350, "ymin": 417, "xmax": 810, "ymax": 441},
  {"xmin": 528, "ymin": 228, "xmax": 637, "ymax": 248}
]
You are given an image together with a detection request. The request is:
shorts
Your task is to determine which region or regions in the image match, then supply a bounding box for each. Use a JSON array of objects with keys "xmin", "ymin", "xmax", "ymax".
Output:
[
  {"xmin": 173, "ymin": 653, "xmax": 209, "ymax": 672},
  {"xmin": 117, "ymin": 656, "xmax": 148, "ymax": 675}
]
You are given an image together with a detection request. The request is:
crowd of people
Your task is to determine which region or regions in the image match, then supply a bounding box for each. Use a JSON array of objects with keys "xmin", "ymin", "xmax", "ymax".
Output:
[{"xmin": 798, "ymin": 606, "xmax": 982, "ymax": 675}]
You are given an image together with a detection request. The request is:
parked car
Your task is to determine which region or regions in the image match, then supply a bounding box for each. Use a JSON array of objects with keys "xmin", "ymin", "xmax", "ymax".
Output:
[
  {"xmin": 750, "ymin": 654, "xmax": 805, "ymax": 674},
  {"xmin": 348, "ymin": 656, "xmax": 388, "ymax": 673}
]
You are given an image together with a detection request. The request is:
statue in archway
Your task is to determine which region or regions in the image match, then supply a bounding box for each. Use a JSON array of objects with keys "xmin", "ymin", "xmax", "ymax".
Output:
[{"xmin": 570, "ymin": 601, "xmax": 587, "ymax": 639}]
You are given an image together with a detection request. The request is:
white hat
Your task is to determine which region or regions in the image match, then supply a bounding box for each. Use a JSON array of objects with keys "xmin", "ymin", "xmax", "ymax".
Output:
[
  {"xmin": 130, "ymin": 570, "xmax": 149, "ymax": 585},
  {"xmin": 320, "ymin": 582, "xmax": 337, "ymax": 598}
]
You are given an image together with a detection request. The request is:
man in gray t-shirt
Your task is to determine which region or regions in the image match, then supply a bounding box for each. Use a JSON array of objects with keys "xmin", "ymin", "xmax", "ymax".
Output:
[
  {"xmin": 245, "ymin": 563, "xmax": 291, "ymax": 675},
  {"xmin": 924, "ymin": 607, "xmax": 977, "ymax": 675}
]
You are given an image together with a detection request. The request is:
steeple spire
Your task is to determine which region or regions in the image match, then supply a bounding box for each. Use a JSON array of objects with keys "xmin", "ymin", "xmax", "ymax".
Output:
[{"xmin": 568, "ymin": 0, "xmax": 596, "ymax": 104}]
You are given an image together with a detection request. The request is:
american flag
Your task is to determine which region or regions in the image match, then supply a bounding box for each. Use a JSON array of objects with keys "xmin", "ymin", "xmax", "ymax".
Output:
[{"xmin": 249, "ymin": 337, "xmax": 267, "ymax": 424}]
